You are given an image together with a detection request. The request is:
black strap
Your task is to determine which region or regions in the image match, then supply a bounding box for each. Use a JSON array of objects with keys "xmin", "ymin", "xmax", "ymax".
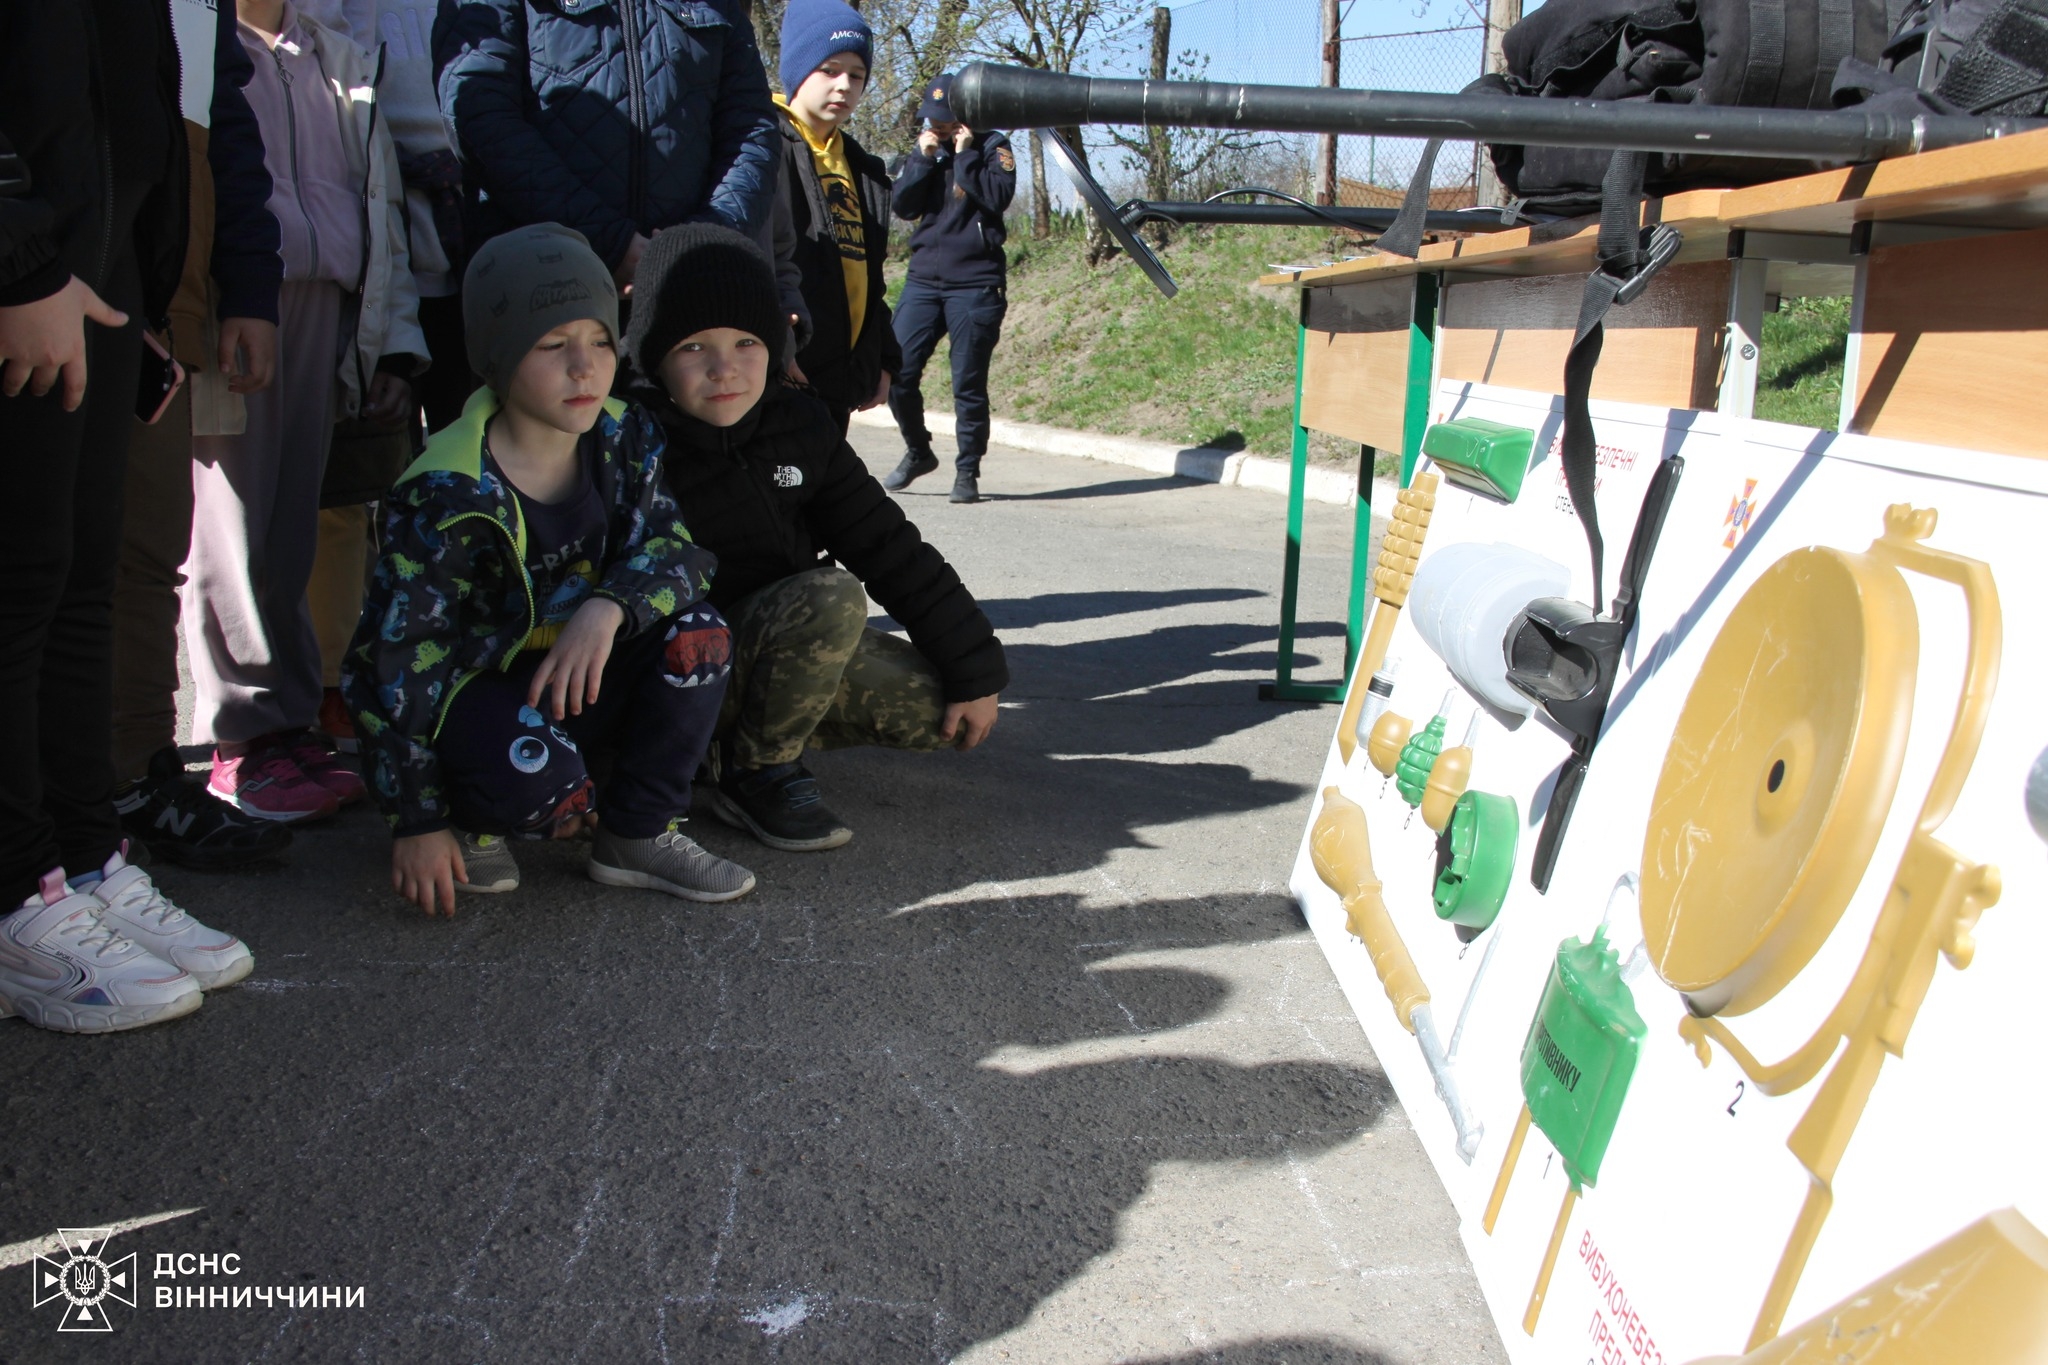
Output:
[
  {"xmin": 1377, "ymin": 137, "xmax": 1446, "ymax": 258},
  {"xmin": 1560, "ymin": 149, "xmax": 1682, "ymax": 614},
  {"xmin": 1378, "ymin": 78, "xmax": 1496, "ymax": 258}
]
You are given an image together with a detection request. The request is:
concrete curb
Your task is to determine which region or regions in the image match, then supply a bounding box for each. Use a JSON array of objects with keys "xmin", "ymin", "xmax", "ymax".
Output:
[{"xmin": 849, "ymin": 407, "xmax": 1361, "ymax": 506}]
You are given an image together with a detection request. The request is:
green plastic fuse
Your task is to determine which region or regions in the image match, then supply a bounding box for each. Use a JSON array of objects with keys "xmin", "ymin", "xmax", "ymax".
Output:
[
  {"xmin": 1483, "ymin": 925, "xmax": 1647, "ymax": 1336},
  {"xmin": 1421, "ymin": 418, "xmax": 1537, "ymax": 504}
]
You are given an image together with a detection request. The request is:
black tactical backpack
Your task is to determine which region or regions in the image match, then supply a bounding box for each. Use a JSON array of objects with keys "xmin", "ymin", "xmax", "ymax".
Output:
[
  {"xmin": 1480, "ymin": 0, "xmax": 1893, "ymax": 214},
  {"xmin": 1477, "ymin": 0, "xmax": 2048, "ymax": 213}
]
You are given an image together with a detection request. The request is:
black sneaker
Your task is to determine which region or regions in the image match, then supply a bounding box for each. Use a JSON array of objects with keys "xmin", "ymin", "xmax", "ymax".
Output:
[
  {"xmin": 950, "ymin": 473, "xmax": 981, "ymax": 503},
  {"xmin": 707, "ymin": 762, "xmax": 853, "ymax": 851},
  {"xmin": 114, "ymin": 746, "xmax": 293, "ymax": 871},
  {"xmin": 882, "ymin": 448, "xmax": 939, "ymax": 491}
]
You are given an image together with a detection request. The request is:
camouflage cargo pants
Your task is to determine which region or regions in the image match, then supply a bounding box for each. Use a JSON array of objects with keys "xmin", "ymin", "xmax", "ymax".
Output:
[{"xmin": 718, "ymin": 566, "xmax": 948, "ymax": 769}]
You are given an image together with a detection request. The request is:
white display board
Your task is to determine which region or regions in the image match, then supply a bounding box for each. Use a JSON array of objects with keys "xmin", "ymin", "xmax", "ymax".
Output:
[{"xmin": 1289, "ymin": 380, "xmax": 2048, "ymax": 1364}]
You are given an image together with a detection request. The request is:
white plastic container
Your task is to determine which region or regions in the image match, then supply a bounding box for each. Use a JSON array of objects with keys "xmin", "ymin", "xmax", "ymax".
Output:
[{"xmin": 1407, "ymin": 541, "xmax": 1572, "ymax": 717}]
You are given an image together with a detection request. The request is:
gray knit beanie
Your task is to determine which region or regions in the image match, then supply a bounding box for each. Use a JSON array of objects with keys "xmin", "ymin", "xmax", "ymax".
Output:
[{"xmin": 462, "ymin": 224, "xmax": 620, "ymax": 393}]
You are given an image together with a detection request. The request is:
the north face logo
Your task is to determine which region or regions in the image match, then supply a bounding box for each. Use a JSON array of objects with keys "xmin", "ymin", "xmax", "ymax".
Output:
[
  {"xmin": 774, "ymin": 466, "xmax": 803, "ymax": 488},
  {"xmin": 530, "ymin": 279, "xmax": 592, "ymax": 310}
]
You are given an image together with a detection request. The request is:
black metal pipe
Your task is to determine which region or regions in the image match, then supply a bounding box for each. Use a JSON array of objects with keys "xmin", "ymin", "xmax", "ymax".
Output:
[
  {"xmin": 954, "ymin": 63, "xmax": 2047, "ymax": 161},
  {"xmin": 1121, "ymin": 200, "xmax": 1516, "ymax": 232}
]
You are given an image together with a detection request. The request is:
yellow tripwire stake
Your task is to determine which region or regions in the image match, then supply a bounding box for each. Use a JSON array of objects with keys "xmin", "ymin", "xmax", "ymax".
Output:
[
  {"xmin": 1311, "ymin": 787, "xmax": 1484, "ymax": 1160},
  {"xmin": 1337, "ymin": 473, "xmax": 1439, "ymax": 764},
  {"xmin": 1640, "ymin": 506, "xmax": 2003, "ymax": 1352}
]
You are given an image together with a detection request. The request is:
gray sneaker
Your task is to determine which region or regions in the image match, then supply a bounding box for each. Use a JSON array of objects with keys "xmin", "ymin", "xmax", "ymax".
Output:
[
  {"xmin": 588, "ymin": 820, "xmax": 756, "ymax": 903},
  {"xmin": 456, "ymin": 831, "xmax": 520, "ymax": 894}
]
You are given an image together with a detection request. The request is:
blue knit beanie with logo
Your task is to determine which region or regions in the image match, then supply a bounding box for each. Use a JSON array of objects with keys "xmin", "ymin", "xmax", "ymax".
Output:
[{"xmin": 778, "ymin": 0, "xmax": 872, "ymax": 96}]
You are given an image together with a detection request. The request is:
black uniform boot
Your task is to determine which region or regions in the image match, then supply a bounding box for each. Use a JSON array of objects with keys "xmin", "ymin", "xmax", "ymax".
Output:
[
  {"xmin": 950, "ymin": 472, "xmax": 981, "ymax": 503},
  {"xmin": 882, "ymin": 448, "xmax": 939, "ymax": 491}
]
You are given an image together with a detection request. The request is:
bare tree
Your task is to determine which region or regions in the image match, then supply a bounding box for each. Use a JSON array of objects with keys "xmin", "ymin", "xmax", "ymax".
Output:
[
  {"xmin": 982, "ymin": 0, "xmax": 1145, "ymax": 251},
  {"xmin": 754, "ymin": 0, "xmax": 786, "ymax": 87},
  {"xmin": 857, "ymin": 0, "xmax": 1001, "ymax": 151},
  {"xmin": 748, "ymin": 0, "xmax": 1000, "ymax": 158},
  {"xmin": 1103, "ymin": 8, "xmax": 1274, "ymax": 247}
]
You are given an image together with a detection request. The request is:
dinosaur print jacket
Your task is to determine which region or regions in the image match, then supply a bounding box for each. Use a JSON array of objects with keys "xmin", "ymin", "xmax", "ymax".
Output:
[{"xmin": 341, "ymin": 388, "xmax": 718, "ymax": 837}]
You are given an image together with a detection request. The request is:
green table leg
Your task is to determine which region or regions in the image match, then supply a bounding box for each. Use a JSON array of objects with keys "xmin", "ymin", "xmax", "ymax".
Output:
[
  {"xmin": 1262, "ymin": 276, "xmax": 1438, "ymax": 705},
  {"xmin": 1261, "ymin": 319, "xmax": 1347, "ymax": 703}
]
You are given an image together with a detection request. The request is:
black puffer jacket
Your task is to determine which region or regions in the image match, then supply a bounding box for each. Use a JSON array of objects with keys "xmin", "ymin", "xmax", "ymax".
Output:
[
  {"xmin": 773, "ymin": 110, "xmax": 902, "ymax": 410},
  {"xmin": 0, "ymin": 0, "xmax": 186, "ymax": 321},
  {"xmin": 645, "ymin": 380, "xmax": 1008, "ymax": 702}
]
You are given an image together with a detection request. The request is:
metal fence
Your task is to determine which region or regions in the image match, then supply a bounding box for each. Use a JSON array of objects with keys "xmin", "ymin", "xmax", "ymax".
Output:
[{"xmin": 1044, "ymin": 0, "xmax": 1489, "ymax": 210}]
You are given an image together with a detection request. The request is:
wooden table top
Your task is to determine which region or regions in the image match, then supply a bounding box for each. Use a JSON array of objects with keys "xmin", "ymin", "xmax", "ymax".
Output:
[{"xmin": 1259, "ymin": 126, "xmax": 2048, "ymax": 288}]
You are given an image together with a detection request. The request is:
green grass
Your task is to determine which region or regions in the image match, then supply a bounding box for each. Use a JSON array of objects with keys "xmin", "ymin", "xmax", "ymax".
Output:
[
  {"xmin": 884, "ymin": 224, "xmax": 1853, "ymax": 455},
  {"xmin": 1755, "ymin": 295, "xmax": 1850, "ymax": 430},
  {"xmin": 886, "ymin": 224, "xmax": 1352, "ymax": 461}
]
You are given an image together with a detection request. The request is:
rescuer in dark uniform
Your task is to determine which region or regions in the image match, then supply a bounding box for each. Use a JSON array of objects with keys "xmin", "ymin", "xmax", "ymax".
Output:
[{"xmin": 882, "ymin": 73, "xmax": 1017, "ymax": 505}]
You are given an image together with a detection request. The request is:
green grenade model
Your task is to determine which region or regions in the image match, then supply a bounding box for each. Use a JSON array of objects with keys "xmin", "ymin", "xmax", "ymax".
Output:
[{"xmin": 1395, "ymin": 693, "xmax": 1454, "ymax": 807}]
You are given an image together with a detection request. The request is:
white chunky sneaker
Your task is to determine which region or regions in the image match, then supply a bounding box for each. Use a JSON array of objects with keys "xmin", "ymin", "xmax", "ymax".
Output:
[
  {"xmin": 86, "ymin": 846, "xmax": 254, "ymax": 992},
  {"xmin": 455, "ymin": 831, "xmax": 520, "ymax": 894},
  {"xmin": 588, "ymin": 820, "xmax": 756, "ymax": 903},
  {"xmin": 0, "ymin": 871, "xmax": 203, "ymax": 1033}
]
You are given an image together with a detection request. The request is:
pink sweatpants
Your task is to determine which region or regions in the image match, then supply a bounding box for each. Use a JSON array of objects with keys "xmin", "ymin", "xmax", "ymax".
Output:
[{"xmin": 181, "ymin": 279, "xmax": 343, "ymax": 746}]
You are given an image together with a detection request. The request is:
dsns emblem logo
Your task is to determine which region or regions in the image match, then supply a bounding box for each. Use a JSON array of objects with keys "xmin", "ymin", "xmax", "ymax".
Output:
[{"xmin": 32, "ymin": 1228, "xmax": 137, "ymax": 1332}]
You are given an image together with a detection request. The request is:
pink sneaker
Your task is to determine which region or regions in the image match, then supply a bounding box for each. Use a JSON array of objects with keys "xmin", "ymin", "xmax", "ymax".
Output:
[
  {"xmin": 207, "ymin": 743, "xmax": 341, "ymax": 822},
  {"xmin": 281, "ymin": 730, "xmax": 367, "ymax": 807}
]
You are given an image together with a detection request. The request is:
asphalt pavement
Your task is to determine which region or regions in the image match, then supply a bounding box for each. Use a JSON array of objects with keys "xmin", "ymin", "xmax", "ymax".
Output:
[{"xmin": 0, "ymin": 426, "xmax": 1507, "ymax": 1364}]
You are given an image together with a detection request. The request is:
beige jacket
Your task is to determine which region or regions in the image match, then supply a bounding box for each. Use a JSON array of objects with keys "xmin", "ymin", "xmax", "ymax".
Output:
[{"xmin": 296, "ymin": 11, "xmax": 429, "ymax": 419}]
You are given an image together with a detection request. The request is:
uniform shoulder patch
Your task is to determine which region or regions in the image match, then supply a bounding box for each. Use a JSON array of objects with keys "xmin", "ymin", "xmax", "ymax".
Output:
[{"xmin": 996, "ymin": 147, "xmax": 1016, "ymax": 172}]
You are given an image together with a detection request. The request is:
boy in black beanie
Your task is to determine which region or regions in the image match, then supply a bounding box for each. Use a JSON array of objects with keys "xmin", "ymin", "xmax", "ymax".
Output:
[
  {"xmin": 628, "ymin": 224, "xmax": 1007, "ymax": 852},
  {"xmin": 343, "ymin": 224, "xmax": 755, "ymax": 914}
]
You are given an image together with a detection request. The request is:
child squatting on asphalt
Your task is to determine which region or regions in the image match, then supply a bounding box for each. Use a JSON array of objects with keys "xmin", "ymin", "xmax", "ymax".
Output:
[
  {"xmin": 626, "ymin": 224, "xmax": 1008, "ymax": 853},
  {"xmin": 342, "ymin": 224, "xmax": 754, "ymax": 916}
]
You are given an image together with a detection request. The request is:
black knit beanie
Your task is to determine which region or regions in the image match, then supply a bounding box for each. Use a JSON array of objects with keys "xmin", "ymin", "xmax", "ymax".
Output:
[{"xmin": 626, "ymin": 224, "xmax": 788, "ymax": 379}]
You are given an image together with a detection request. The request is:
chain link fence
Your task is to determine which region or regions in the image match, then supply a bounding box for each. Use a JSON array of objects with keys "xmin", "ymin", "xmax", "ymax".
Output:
[{"xmin": 1043, "ymin": 0, "xmax": 1489, "ymax": 211}]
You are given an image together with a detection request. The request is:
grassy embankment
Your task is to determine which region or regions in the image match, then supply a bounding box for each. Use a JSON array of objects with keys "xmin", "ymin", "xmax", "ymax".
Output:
[{"xmin": 884, "ymin": 224, "xmax": 1852, "ymax": 458}]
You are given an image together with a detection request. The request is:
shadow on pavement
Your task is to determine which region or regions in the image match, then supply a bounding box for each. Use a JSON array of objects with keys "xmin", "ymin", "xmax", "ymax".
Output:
[
  {"xmin": 973, "ymin": 587, "xmax": 1266, "ymax": 632},
  {"xmin": 1130, "ymin": 1343, "xmax": 1396, "ymax": 1365},
  {"xmin": 994, "ymin": 474, "xmax": 1209, "ymax": 503},
  {"xmin": 0, "ymin": 892, "xmax": 1390, "ymax": 1362}
]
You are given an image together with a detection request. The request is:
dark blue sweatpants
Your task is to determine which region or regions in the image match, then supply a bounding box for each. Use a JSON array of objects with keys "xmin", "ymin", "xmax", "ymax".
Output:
[
  {"xmin": 889, "ymin": 279, "xmax": 1008, "ymax": 475},
  {"xmin": 434, "ymin": 607, "xmax": 731, "ymax": 840}
]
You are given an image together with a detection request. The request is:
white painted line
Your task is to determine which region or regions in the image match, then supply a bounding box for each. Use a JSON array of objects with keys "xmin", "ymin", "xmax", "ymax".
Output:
[
  {"xmin": 0, "ymin": 1206, "xmax": 203, "ymax": 1270},
  {"xmin": 849, "ymin": 408, "xmax": 1380, "ymax": 507}
]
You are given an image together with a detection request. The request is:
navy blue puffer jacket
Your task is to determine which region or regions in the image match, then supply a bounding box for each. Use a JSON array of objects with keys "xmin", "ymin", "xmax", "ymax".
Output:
[{"xmin": 435, "ymin": 0, "xmax": 778, "ymax": 270}]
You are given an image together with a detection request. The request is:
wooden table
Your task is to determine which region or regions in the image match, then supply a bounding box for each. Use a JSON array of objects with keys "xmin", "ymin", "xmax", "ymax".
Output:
[{"xmin": 1254, "ymin": 128, "xmax": 2048, "ymax": 702}]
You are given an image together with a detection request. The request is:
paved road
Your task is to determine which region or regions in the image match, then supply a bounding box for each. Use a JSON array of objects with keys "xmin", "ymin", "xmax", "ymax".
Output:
[{"xmin": 0, "ymin": 428, "xmax": 1507, "ymax": 1364}]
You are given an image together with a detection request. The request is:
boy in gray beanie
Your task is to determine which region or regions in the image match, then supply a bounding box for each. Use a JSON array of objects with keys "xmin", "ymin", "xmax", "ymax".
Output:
[{"xmin": 343, "ymin": 225, "xmax": 757, "ymax": 915}]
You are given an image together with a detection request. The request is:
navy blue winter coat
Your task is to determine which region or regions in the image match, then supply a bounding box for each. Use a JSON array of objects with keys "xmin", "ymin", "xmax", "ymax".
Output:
[
  {"xmin": 891, "ymin": 130, "xmax": 1017, "ymax": 289},
  {"xmin": 435, "ymin": 0, "xmax": 779, "ymax": 270}
]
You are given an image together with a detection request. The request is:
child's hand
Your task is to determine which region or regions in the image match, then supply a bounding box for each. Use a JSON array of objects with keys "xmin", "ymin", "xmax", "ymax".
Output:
[
  {"xmin": 859, "ymin": 369, "xmax": 891, "ymax": 411},
  {"xmin": 393, "ymin": 830, "xmax": 466, "ymax": 918},
  {"xmin": 529, "ymin": 597, "xmax": 626, "ymax": 721},
  {"xmin": 940, "ymin": 694, "xmax": 1000, "ymax": 750},
  {"xmin": 364, "ymin": 370, "xmax": 413, "ymax": 426},
  {"xmin": 218, "ymin": 317, "xmax": 276, "ymax": 393}
]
